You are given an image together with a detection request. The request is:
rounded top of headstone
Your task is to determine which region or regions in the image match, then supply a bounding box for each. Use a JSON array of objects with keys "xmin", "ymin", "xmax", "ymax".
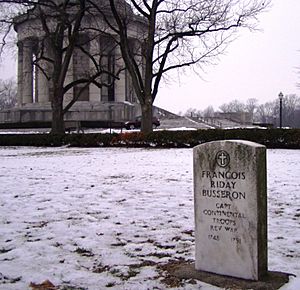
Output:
[{"xmin": 194, "ymin": 140, "xmax": 266, "ymax": 151}]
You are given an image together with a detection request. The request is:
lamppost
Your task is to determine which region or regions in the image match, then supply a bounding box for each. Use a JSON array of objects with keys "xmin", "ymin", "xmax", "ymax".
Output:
[{"xmin": 278, "ymin": 92, "xmax": 283, "ymax": 128}]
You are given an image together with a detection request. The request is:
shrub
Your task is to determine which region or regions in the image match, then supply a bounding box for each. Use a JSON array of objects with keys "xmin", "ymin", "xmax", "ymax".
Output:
[{"xmin": 0, "ymin": 129, "xmax": 299, "ymax": 149}]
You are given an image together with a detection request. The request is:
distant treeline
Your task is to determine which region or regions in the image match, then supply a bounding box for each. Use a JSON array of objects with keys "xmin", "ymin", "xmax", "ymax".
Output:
[{"xmin": 183, "ymin": 95, "xmax": 300, "ymax": 128}]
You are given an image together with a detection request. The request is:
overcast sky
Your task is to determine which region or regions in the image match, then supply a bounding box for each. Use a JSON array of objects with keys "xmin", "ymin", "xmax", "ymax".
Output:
[
  {"xmin": 155, "ymin": 0, "xmax": 300, "ymax": 114},
  {"xmin": 0, "ymin": 0, "xmax": 299, "ymax": 114}
]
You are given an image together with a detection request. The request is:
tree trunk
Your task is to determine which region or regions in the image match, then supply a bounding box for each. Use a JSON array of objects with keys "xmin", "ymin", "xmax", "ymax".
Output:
[
  {"xmin": 51, "ymin": 91, "xmax": 65, "ymax": 134},
  {"xmin": 141, "ymin": 97, "xmax": 153, "ymax": 133}
]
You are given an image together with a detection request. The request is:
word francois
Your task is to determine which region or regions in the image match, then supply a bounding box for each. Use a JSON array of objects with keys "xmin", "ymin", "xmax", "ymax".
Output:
[{"xmin": 201, "ymin": 171, "xmax": 246, "ymax": 180}]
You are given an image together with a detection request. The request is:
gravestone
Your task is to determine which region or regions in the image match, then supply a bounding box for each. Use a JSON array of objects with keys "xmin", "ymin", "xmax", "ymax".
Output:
[{"xmin": 193, "ymin": 140, "xmax": 267, "ymax": 280}]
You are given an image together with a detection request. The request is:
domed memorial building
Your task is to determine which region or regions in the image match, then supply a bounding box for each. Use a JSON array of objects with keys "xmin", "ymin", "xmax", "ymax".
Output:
[{"xmin": 0, "ymin": 0, "xmax": 146, "ymax": 129}]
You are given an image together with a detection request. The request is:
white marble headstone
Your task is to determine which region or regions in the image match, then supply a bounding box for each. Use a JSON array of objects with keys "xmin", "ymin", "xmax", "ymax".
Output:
[{"xmin": 193, "ymin": 140, "xmax": 267, "ymax": 280}]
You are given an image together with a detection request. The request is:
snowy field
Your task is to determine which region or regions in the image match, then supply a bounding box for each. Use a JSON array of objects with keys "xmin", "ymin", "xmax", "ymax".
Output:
[{"xmin": 0, "ymin": 147, "xmax": 299, "ymax": 290}]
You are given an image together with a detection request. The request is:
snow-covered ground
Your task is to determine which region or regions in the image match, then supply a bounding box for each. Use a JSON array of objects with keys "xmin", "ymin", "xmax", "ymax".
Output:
[{"xmin": 0, "ymin": 147, "xmax": 299, "ymax": 290}]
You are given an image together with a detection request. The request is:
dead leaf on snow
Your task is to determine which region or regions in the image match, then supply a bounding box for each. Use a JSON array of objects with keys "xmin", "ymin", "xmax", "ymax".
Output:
[{"xmin": 29, "ymin": 279, "xmax": 57, "ymax": 290}]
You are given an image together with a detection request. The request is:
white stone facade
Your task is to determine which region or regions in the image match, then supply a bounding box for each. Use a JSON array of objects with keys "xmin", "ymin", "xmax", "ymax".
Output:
[{"xmin": 7, "ymin": 0, "xmax": 146, "ymax": 125}]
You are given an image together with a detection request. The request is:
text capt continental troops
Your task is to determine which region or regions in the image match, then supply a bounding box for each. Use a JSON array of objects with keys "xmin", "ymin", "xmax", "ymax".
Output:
[{"xmin": 201, "ymin": 170, "xmax": 246, "ymax": 200}]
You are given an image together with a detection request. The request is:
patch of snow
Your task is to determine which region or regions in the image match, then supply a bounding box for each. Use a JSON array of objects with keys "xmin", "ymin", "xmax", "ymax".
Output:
[
  {"xmin": 161, "ymin": 127, "xmax": 197, "ymax": 131},
  {"xmin": 0, "ymin": 147, "xmax": 299, "ymax": 289},
  {"xmin": 0, "ymin": 128, "xmax": 51, "ymax": 134}
]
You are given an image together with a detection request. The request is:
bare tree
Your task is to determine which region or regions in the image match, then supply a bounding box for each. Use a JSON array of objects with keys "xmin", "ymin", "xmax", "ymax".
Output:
[
  {"xmin": 219, "ymin": 103, "xmax": 230, "ymax": 113},
  {"xmin": 1, "ymin": 0, "xmax": 270, "ymax": 133},
  {"xmin": 219, "ymin": 95, "xmax": 300, "ymax": 127},
  {"xmin": 219, "ymin": 99, "xmax": 246, "ymax": 113},
  {"xmin": 0, "ymin": 78, "xmax": 17, "ymax": 110},
  {"xmin": 90, "ymin": 0, "xmax": 270, "ymax": 133},
  {"xmin": 256, "ymin": 101, "xmax": 276, "ymax": 125},
  {"xmin": 282, "ymin": 94, "xmax": 300, "ymax": 127},
  {"xmin": 184, "ymin": 107, "xmax": 199, "ymax": 118},
  {"xmin": 254, "ymin": 95, "xmax": 300, "ymax": 127},
  {"xmin": 202, "ymin": 105, "xmax": 215, "ymax": 118},
  {"xmin": 245, "ymin": 98, "xmax": 258, "ymax": 122},
  {"xmin": 0, "ymin": 0, "xmax": 123, "ymax": 134}
]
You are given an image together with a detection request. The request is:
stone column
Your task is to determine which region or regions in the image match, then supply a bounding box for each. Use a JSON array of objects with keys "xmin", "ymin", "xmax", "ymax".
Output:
[
  {"xmin": 89, "ymin": 37, "xmax": 101, "ymax": 102},
  {"xmin": 37, "ymin": 42, "xmax": 50, "ymax": 104},
  {"xmin": 114, "ymin": 46, "xmax": 126, "ymax": 102},
  {"xmin": 64, "ymin": 37, "xmax": 74, "ymax": 104},
  {"xmin": 22, "ymin": 39, "xmax": 34, "ymax": 104},
  {"xmin": 17, "ymin": 41, "xmax": 23, "ymax": 106},
  {"xmin": 34, "ymin": 57, "xmax": 38, "ymax": 103},
  {"xmin": 125, "ymin": 39, "xmax": 140, "ymax": 103}
]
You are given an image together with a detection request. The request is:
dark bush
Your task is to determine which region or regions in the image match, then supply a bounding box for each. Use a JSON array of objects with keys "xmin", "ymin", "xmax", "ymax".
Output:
[{"xmin": 0, "ymin": 129, "xmax": 299, "ymax": 149}]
